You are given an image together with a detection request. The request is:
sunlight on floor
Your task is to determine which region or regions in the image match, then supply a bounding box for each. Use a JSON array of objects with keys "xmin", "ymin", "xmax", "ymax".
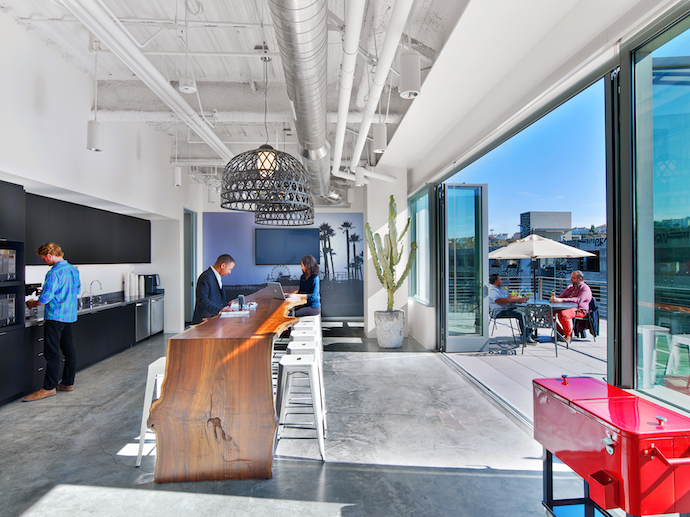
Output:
[{"xmin": 21, "ymin": 485, "xmax": 349, "ymax": 517}]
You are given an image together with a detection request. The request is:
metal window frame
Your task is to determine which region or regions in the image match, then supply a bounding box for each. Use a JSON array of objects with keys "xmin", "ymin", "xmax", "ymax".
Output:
[
  {"xmin": 618, "ymin": 3, "xmax": 690, "ymax": 389},
  {"xmin": 408, "ymin": 184, "xmax": 436, "ymax": 307}
]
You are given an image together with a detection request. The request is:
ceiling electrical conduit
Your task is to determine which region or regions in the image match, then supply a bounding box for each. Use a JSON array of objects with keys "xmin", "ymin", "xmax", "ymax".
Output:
[
  {"xmin": 330, "ymin": 0, "xmax": 366, "ymax": 183},
  {"xmin": 60, "ymin": 0, "xmax": 234, "ymax": 163},
  {"xmin": 349, "ymin": 0, "xmax": 415, "ymax": 174}
]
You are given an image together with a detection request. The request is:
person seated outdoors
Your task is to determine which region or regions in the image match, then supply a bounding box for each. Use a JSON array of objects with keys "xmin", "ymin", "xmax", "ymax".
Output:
[
  {"xmin": 550, "ymin": 270, "xmax": 592, "ymax": 345},
  {"xmin": 293, "ymin": 255, "xmax": 321, "ymax": 317},
  {"xmin": 488, "ymin": 274, "xmax": 535, "ymax": 343}
]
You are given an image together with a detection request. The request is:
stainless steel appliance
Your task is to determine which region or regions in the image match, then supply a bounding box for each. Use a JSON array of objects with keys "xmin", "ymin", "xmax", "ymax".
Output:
[
  {"xmin": 150, "ymin": 296, "xmax": 164, "ymax": 335},
  {"xmin": 144, "ymin": 274, "xmax": 160, "ymax": 295},
  {"xmin": 135, "ymin": 300, "xmax": 150, "ymax": 342},
  {"xmin": 0, "ymin": 293, "xmax": 16, "ymax": 328},
  {"xmin": 0, "ymin": 249, "xmax": 17, "ymax": 282}
]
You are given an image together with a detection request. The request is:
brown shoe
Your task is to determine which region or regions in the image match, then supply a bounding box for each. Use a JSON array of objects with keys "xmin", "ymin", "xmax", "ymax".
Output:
[
  {"xmin": 56, "ymin": 383, "xmax": 74, "ymax": 392},
  {"xmin": 22, "ymin": 388, "xmax": 57, "ymax": 402}
]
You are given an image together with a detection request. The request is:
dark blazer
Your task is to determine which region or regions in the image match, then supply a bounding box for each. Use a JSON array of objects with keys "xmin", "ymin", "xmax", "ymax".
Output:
[{"xmin": 191, "ymin": 267, "xmax": 227, "ymax": 324}]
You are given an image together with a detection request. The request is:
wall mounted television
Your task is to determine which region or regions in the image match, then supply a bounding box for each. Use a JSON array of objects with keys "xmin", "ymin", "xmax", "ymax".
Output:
[{"xmin": 255, "ymin": 228, "xmax": 320, "ymax": 265}]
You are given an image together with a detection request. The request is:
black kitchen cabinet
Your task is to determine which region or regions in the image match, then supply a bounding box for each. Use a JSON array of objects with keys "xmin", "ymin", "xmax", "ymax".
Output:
[
  {"xmin": 0, "ymin": 180, "xmax": 26, "ymax": 242},
  {"xmin": 71, "ymin": 304, "xmax": 137, "ymax": 370},
  {"xmin": 26, "ymin": 194, "xmax": 150, "ymax": 265},
  {"xmin": 24, "ymin": 322, "xmax": 57, "ymax": 392},
  {"xmin": 72, "ymin": 313, "xmax": 94, "ymax": 370},
  {"xmin": 0, "ymin": 328, "xmax": 25, "ymax": 402},
  {"xmin": 110, "ymin": 304, "xmax": 135, "ymax": 355},
  {"xmin": 22, "ymin": 303, "xmax": 137, "ymax": 397}
]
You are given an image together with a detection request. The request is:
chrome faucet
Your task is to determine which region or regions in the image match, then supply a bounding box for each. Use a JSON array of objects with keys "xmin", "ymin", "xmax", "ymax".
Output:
[
  {"xmin": 89, "ymin": 280, "xmax": 102, "ymax": 308},
  {"xmin": 79, "ymin": 291, "xmax": 90, "ymax": 310}
]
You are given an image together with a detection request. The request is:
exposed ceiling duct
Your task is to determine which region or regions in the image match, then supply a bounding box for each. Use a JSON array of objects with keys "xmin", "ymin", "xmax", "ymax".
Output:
[{"xmin": 269, "ymin": 0, "xmax": 338, "ymax": 200}]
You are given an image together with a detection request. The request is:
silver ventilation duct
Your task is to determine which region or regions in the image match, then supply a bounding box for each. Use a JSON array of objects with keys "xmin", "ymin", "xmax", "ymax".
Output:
[{"xmin": 269, "ymin": 0, "xmax": 338, "ymax": 200}]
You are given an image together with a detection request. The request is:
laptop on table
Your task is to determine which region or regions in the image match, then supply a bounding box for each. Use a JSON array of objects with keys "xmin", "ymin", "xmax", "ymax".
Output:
[{"xmin": 267, "ymin": 282, "xmax": 302, "ymax": 301}]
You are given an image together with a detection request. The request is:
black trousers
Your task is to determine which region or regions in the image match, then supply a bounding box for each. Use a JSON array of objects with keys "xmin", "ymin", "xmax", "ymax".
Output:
[
  {"xmin": 43, "ymin": 320, "xmax": 76, "ymax": 390},
  {"xmin": 294, "ymin": 305, "xmax": 321, "ymax": 317},
  {"xmin": 494, "ymin": 308, "xmax": 529, "ymax": 336}
]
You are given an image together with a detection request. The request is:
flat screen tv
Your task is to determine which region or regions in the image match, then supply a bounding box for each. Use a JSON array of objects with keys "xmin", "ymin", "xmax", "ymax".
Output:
[{"xmin": 255, "ymin": 228, "xmax": 320, "ymax": 265}]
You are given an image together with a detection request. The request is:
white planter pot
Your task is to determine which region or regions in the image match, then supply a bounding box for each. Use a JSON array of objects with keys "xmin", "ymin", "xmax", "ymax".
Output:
[{"xmin": 374, "ymin": 310, "xmax": 404, "ymax": 348}]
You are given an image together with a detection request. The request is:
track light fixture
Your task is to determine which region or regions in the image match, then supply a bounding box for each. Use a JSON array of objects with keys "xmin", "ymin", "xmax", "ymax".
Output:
[
  {"xmin": 172, "ymin": 132, "xmax": 181, "ymax": 186},
  {"xmin": 399, "ymin": 49, "xmax": 421, "ymax": 99},
  {"xmin": 373, "ymin": 123, "xmax": 387, "ymax": 153},
  {"xmin": 87, "ymin": 40, "xmax": 103, "ymax": 152}
]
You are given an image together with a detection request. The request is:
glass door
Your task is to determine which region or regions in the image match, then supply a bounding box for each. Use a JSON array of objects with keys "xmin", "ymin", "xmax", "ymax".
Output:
[
  {"xmin": 633, "ymin": 14, "xmax": 690, "ymax": 409},
  {"xmin": 439, "ymin": 184, "xmax": 489, "ymax": 352}
]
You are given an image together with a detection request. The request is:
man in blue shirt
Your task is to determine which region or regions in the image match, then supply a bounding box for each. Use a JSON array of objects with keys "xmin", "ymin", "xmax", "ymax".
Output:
[{"xmin": 23, "ymin": 243, "xmax": 81, "ymax": 401}]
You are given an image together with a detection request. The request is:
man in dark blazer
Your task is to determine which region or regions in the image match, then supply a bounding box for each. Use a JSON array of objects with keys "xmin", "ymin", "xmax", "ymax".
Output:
[{"xmin": 191, "ymin": 254, "xmax": 235, "ymax": 324}]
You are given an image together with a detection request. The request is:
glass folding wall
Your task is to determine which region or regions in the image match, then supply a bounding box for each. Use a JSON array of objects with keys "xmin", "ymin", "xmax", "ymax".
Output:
[
  {"xmin": 633, "ymin": 14, "xmax": 690, "ymax": 408},
  {"xmin": 409, "ymin": 188, "xmax": 432, "ymax": 305}
]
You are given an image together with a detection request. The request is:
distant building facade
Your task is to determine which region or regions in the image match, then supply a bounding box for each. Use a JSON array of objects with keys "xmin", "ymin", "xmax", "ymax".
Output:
[{"xmin": 520, "ymin": 211, "xmax": 572, "ymax": 239}]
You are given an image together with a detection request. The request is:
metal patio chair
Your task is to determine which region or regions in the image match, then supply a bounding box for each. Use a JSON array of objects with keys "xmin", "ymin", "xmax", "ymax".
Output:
[{"xmin": 522, "ymin": 303, "xmax": 559, "ymax": 357}]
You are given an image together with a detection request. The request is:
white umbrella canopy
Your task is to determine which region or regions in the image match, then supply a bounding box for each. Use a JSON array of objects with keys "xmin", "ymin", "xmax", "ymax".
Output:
[
  {"xmin": 488, "ymin": 234, "xmax": 595, "ymax": 260},
  {"xmin": 489, "ymin": 234, "xmax": 595, "ymax": 296}
]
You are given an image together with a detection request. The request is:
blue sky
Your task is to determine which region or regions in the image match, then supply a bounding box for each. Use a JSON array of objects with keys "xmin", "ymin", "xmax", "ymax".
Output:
[{"xmin": 446, "ymin": 79, "xmax": 607, "ymax": 236}]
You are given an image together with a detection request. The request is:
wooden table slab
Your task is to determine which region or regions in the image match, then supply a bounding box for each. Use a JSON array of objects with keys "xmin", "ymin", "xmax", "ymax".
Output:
[{"xmin": 148, "ymin": 287, "xmax": 302, "ymax": 482}]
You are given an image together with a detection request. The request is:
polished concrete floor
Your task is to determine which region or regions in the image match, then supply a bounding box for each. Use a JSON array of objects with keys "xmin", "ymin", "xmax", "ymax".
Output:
[
  {"xmin": 1, "ymin": 325, "xmax": 582, "ymax": 516},
  {"xmin": 447, "ymin": 319, "xmax": 608, "ymax": 423}
]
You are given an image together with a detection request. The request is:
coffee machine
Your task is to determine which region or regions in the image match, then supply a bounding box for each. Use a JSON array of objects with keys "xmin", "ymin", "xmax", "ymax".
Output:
[{"xmin": 143, "ymin": 274, "xmax": 161, "ymax": 295}]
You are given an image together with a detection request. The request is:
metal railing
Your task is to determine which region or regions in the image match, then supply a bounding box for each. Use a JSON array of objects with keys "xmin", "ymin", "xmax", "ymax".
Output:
[{"xmin": 500, "ymin": 276, "xmax": 608, "ymax": 319}]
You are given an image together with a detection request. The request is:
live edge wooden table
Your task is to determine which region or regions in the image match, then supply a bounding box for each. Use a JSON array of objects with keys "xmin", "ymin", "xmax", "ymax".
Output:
[{"xmin": 148, "ymin": 287, "xmax": 302, "ymax": 483}]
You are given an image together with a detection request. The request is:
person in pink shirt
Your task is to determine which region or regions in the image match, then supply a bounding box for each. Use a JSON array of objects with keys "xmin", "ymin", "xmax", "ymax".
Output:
[{"xmin": 551, "ymin": 270, "xmax": 592, "ymax": 345}]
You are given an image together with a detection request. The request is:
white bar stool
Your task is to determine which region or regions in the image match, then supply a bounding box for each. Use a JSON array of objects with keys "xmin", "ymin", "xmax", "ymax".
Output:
[
  {"xmin": 637, "ymin": 325, "xmax": 670, "ymax": 389},
  {"xmin": 287, "ymin": 340, "xmax": 327, "ymax": 432},
  {"xmin": 290, "ymin": 328, "xmax": 322, "ymax": 344},
  {"xmin": 297, "ymin": 314, "xmax": 321, "ymax": 326},
  {"xmin": 667, "ymin": 335, "xmax": 690, "ymax": 381},
  {"xmin": 276, "ymin": 354, "xmax": 325, "ymax": 461},
  {"xmin": 136, "ymin": 356, "xmax": 166, "ymax": 467}
]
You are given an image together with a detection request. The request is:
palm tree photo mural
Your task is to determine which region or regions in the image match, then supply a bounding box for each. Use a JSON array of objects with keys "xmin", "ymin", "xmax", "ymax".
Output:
[{"xmin": 340, "ymin": 221, "xmax": 354, "ymax": 280}]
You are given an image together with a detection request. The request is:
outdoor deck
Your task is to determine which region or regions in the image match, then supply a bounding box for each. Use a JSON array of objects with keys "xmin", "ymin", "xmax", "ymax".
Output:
[{"xmin": 444, "ymin": 319, "xmax": 608, "ymax": 424}]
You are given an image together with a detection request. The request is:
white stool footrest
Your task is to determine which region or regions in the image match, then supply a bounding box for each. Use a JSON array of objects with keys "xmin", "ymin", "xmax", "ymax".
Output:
[
  {"xmin": 136, "ymin": 356, "xmax": 166, "ymax": 467},
  {"xmin": 276, "ymin": 355, "xmax": 325, "ymax": 461}
]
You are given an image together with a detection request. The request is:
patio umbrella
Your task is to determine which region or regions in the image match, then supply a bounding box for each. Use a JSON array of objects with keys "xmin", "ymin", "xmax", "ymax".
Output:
[{"xmin": 488, "ymin": 234, "xmax": 595, "ymax": 296}]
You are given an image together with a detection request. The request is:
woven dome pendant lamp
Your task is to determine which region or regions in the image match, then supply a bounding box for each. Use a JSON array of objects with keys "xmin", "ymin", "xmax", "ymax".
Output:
[
  {"xmin": 220, "ymin": 56, "xmax": 313, "ymax": 225},
  {"xmin": 220, "ymin": 144, "xmax": 313, "ymax": 219}
]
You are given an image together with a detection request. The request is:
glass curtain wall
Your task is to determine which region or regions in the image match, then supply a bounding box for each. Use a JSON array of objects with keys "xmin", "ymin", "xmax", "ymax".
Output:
[
  {"xmin": 409, "ymin": 189, "xmax": 431, "ymax": 304},
  {"xmin": 633, "ymin": 15, "xmax": 690, "ymax": 408}
]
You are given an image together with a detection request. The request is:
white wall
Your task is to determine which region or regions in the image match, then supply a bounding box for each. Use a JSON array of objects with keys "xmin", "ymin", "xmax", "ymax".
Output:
[
  {"xmin": 364, "ymin": 166, "xmax": 409, "ymax": 338},
  {"xmin": 0, "ymin": 12, "xmax": 205, "ymax": 333},
  {"xmin": 408, "ymin": 299, "xmax": 436, "ymax": 350}
]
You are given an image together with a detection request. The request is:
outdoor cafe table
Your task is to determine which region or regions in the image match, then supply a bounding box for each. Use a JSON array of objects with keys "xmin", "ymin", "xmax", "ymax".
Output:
[{"xmin": 515, "ymin": 300, "xmax": 577, "ymax": 342}]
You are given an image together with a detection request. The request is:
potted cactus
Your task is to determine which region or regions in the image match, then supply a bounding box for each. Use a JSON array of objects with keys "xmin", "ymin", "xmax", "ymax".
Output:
[{"xmin": 365, "ymin": 195, "xmax": 418, "ymax": 348}]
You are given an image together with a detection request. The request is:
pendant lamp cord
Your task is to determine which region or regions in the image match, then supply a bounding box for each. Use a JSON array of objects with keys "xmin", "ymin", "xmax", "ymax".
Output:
[
  {"xmin": 93, "ymin": 41, "xmax": 99, "ymax": 122},
  {"xmin": 263, "ymin": 54, "xmax": 269, "ymax": 145}
]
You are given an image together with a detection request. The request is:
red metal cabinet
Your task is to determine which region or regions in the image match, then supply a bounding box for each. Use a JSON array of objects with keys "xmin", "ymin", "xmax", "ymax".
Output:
[{"xmin": 534, "ymin": 377, "xmax": 690, "ymax": 516}]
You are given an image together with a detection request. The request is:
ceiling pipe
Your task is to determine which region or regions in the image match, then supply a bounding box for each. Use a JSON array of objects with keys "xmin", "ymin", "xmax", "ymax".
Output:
[
  {"xmin": 60, "ymin": 0, "xmax": 234, "ymax": 162},
  {"xmin": 96, "ymin": 109, "xmax": 401, "ymax": 124},
  {"xmin": 330, "ymin": 0, "xmax": 366, "ymax": 180},
  {"xmin": 269, "ymin": 0, "xmax": 336, "ymax": 200},
  {"xmin": 349, "ymin": 0, "xmax": 416, "ymax": 172}
]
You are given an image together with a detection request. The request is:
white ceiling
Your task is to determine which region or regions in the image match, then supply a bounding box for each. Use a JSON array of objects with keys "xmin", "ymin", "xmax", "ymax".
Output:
[
  {"xmin": 1, "ymin": 0, "xmax": 685, "ymax": 197},
  {"xmin": 0, "ymin": 0, "xmax": 465, "ymax": 180}
]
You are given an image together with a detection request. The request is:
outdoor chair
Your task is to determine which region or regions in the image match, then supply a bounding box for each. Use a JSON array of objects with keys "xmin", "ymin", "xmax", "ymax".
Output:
[
  {"xmin": 489, "ymin": 310, "xmax": 521, "ymax": 347},
  {"xmin": 574, "ymin": 297, "xmax": 600, "ymax": 341},
  {"xmin": 522, "ymin": 303, "xmax": 559, "ymax": 357}
]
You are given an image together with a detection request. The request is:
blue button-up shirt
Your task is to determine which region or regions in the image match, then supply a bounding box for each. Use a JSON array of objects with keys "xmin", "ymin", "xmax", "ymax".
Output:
[{"xmin": 39, "ymin": 260, "xmax": 81, "ymax": 323}]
